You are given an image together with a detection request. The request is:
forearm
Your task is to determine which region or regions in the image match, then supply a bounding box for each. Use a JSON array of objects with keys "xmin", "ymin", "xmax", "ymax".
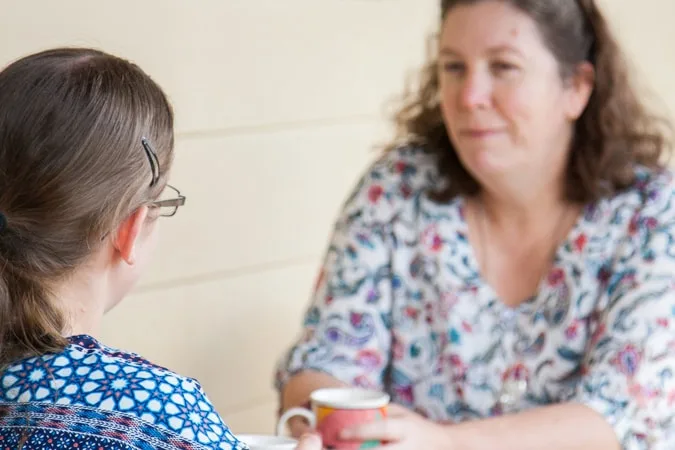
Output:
[
  {"xmin": 450, "ymin": 402, "xmax": 620, "ymax": 450},
  {"xmin": 281, "ymin": 370, "xmax": 346, "ymax": 412}
]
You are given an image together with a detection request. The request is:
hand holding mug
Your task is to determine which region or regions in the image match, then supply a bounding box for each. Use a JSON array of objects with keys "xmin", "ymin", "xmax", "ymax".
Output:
[
  {"xmin": 295, "ymin": 433, "xmax": 322, "ymax": 450},
  {"xmin": 277, "ymin": 388, "xmax": 390, "ymax": 450},
  {"xmin": 340, "ymin": 405, "xmax": 451, "ymax": 450}
]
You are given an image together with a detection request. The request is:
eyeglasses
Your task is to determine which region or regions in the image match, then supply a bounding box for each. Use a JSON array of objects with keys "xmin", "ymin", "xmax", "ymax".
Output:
[
  {"xmin": 150, "ymin": 184, "xmax": 185, "ymax": 217},
  {"xmin": 141, "ymin": 137, "xmax": 186, "ymax": 217}
]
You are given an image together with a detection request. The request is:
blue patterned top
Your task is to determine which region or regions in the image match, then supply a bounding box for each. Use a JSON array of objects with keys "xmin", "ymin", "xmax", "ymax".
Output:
[
  {"xmin": 276, "ymin": 146, "xmax": 675, "ymax": 449},
  {"xmin": 0, "ymin": 335, "xmax": 246, "ymax": 449}
]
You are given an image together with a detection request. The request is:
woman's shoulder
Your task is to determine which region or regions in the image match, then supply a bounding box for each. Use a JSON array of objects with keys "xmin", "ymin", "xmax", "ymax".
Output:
[
  {"xmin": 341, "ymin": 145, "xmax": 443, "ymax": 224},
  {"xmin": 363, "ymin": 145, "xmax": 440, "ymax": 192},
  {"xmin": 606, "ymin": 167, "xmax": 675, "ymax": 217},
  {"xmin": 65, "ymin": 334, "xmax": 192, "ymax": 384},
  {"xmin": 0, "ymin": 335, "xmax": 242, "ymax": 448},
  {"xmin": 594, "ymin": 167, "xmax": 675, "ymax": 265}
]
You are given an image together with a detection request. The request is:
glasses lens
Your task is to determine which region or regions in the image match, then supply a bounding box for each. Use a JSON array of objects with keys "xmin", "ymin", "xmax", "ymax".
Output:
[
  {"xmin": 160, "ymin": 206, "xmax": 178, "ymax": 217},
  {"xmin": 155, "ymin": 185, "xmax": 182, "ymax": 217}
]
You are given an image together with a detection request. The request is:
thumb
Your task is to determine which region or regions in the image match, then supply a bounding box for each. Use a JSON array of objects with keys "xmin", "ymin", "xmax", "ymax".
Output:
[
  {"xmin": 295, "ymin": 432, "xmax": 322, "ymax": 450},
  {"xmin": 288, "ymin": 417, "xmax": 312, "ymax": 438}
]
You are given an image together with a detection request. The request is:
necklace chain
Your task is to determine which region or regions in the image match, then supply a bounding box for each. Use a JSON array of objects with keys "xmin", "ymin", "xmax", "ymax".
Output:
[
  {"xmin": 474, "ymin": 198, "xmax": 573, "ymax": 413},
  {"xmin": 476, "ymin": 199, "xmax": 571, "ymax": 295}
]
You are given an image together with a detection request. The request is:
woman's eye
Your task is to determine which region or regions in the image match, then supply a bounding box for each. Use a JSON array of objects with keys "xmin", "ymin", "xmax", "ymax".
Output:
[
  {"xmin": 441, "ymin": 62, "xmax": 465, "ymax": 73},
  {"xmin": 492, "ymin": 61, "xmax": 517, "ymax": 72}
]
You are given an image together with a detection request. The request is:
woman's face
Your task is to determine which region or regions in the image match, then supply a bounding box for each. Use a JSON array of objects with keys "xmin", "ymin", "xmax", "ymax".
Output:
[{"xmin": 438, "ymin": 1, "xmax": 593, "ymax": 189}]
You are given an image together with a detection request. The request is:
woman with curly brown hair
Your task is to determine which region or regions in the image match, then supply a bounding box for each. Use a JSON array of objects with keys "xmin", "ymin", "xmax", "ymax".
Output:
[{"xmin": 276, "ymin": 0, "xmax": 675, "ymax": 448}]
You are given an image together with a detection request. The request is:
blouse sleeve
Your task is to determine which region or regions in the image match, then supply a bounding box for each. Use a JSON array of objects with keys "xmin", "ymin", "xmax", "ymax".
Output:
[
  {"xmin": 274, "ymin": 166, "xmax": 399, "ymax": 392},
  {"xmin": 574, "ymin": 173, "xmax": 675, "ymax": 449},
  {"xmin": 275, "ymin": 148, "xmax": 433, "ymax": 392}
]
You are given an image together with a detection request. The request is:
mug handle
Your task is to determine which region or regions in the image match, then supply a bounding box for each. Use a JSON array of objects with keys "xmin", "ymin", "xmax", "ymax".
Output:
[{"xmin": 276, "ymin": 407, "xmax": 317, "ymax": 436}]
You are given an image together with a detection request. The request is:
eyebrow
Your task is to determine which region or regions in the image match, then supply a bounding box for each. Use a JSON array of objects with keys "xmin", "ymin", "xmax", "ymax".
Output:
[{"xmin": 439, "ymin": 45, "xmax": 525, "ymax": 58}]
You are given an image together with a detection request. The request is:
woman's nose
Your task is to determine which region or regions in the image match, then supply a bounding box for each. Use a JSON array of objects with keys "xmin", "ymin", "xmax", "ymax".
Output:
[{"xmin": 458, "ymin": 71, "xmax": 492, "ymax": 110}]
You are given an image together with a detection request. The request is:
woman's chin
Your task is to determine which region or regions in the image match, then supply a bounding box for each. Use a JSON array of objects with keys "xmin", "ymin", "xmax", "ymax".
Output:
[{"xmin": 464, "ymin": 152, "xmax": 516, "ymax": 181}]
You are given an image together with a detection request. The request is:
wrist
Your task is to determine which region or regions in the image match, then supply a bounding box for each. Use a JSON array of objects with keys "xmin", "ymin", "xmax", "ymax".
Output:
[
  {"xmin": 435, "ymin": 421, "xmax": 464, "ymax": 450},
  {"xmin": 440, "ymin": 420, "xmax": 479, "ymax": 450}
]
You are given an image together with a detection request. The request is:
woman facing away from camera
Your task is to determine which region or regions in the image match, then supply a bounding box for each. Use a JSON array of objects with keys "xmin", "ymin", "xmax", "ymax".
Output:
[
  {"xmin": 0, "ymin": 48, "xmax": 322, "ymax": 450},
  {"xmin": 276, "ymin": 0, "xmax": 675, "ymax": 449}
]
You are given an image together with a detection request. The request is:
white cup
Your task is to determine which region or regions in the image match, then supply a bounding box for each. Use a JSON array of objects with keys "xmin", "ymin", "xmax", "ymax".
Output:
[{"xmin": 237, "ymin": 434, "xmax": 298, "ymax": 450}]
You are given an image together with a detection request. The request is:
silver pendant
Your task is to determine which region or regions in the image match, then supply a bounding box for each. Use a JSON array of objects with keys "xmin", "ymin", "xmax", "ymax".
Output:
[
  {"xmin": 498, "ymin": 379, "xmax": 528, "ymax": 409},
  {"xmin": 498, "ymin": 363, "xmax": 529, "ymax": 411}
]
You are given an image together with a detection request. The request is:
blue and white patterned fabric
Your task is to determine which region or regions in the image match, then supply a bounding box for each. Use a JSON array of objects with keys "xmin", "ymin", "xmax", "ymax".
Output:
[{"xmin": 0, "ymin": 335, "xmax": 246, "ymax": 449}]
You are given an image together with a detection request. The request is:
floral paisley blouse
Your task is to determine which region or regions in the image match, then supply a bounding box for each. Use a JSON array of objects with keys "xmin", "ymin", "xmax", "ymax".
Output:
[{"xmin": 276, "ymin": 146, "xmax": 675, "ymax": 449}]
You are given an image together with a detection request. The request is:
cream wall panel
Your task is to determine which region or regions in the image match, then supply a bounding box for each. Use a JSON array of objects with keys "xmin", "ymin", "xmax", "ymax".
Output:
[
  {"xmin": 222, "ymin": 401, "xmax": 278, "ymax": 435},
  {"xmin": 1, "ymin": 2, "xmax": 671, "ymax": 128},
  {"xmin": 101, "ymin": 262, "xmax": 318, "ymax": 415},
  {"xmin": 138, "ymin": 120, "xmax": 384, "ymax": 288},
  {"xmin": 0, "ymin": 0, "xmax": 436, "ymax": 133},
  {"xmin": 598, "ymin": 0, "xmax": 675, "ymax": 116}
]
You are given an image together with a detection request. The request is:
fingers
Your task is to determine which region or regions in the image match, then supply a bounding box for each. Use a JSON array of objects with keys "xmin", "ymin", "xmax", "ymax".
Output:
[
  {"xmin": 386, "ymin": 404, "xmax": 412, "ymax": 417},
  {"xmin": 340, "ymin": 418, "xmax": 405, "ymax": 443},
  {"xmin": 289, "ymin": 416, "xmax": 312, "ymax": 439},
  {"xmin": 295, "ymin": 432, "xmax": 322, "ymax": 450}
]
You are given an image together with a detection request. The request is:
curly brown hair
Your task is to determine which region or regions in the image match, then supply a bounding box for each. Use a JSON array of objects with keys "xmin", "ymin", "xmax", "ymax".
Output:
[{"xmin": 386, "ymin": 0, "xmax": 672, "ymax": 203}]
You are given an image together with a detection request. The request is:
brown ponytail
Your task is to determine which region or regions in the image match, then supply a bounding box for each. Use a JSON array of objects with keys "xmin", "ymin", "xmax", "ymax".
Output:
[{"xmin": 0, "ymin": 269, "xmax": 66, "ymax": 370}]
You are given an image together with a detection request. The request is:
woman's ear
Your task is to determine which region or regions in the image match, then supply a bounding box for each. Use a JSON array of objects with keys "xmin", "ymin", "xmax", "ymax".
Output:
[
  {"xmin": 565, "ymin": 61, "xmax": 595, "ymax": 121},
  {"xmin": 112, "ymin": 206, "xmax": 150, "ymax": 265}
]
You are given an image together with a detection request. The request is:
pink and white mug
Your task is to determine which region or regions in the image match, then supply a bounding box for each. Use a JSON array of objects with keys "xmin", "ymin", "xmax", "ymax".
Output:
[{"xmin": 277, "ymin": 388, "xmax": 390, "ymax": 449}]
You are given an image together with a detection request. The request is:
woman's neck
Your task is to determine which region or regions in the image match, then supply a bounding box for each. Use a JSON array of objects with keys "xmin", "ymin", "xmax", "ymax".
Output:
[
  {"xmin": 53, "ymin": 271, "xmax": 107, "ymax": 338},
  {"xmin": 475, "ymin": 168, "xmax": 574, "ymax": 236}
]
